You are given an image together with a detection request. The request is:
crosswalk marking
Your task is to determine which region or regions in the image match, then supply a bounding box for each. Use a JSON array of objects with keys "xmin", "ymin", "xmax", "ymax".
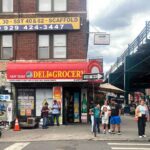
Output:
[
  {"xmin": 108, "ymin": 143, "xmax": 150, "ymax": 146},
  {"xmin": 4, "ymin": 142, "xmax": 30, "ymax": 150},
  {"xmin": 111, "ymin": 148, "xmax": 150, "ymax": 150}
]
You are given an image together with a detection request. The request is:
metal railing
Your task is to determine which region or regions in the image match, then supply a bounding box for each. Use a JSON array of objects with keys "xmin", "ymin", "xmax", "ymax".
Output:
[{"xmin": 105, "ymin": 21, "xmax": 150, "ymax": 80}]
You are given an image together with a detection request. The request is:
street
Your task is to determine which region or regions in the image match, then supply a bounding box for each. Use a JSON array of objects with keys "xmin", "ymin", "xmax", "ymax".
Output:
[{"xmin": 1, "ymin": 141, "xmax": 150, "ymax": 150}]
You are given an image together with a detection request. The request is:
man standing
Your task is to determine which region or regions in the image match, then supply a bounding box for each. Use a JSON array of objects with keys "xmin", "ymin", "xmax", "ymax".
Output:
[
  {"xmin": 91, "ymin": 103, "xmax": 101, "ymax": 134},
  {"xmin": 110, "ymin": 99, "xmax": 122, "ymax": 134},
  {"xmin": 41, "ymin": 102, "xmax": 49, "ymax": 129}
]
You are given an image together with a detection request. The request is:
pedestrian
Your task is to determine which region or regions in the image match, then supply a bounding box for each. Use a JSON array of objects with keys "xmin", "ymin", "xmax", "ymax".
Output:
[
  {"xmin": 41, "ymin": 102, "xmax": 49, "ymax": 129},
  {"xmin": 135, "ymin": 99, "xmax": 150, "ymax": 138},
  {"xmin": 91, "ymin": 103, "xmax": 101, "ymax": 134},
  {"xmin": 110, "ymin": 98, "xmax": 122, "ymax": 134},
  {"xmin": 89, "ymin": 108, "xmax": 94, "ymax": 132},
  {"xmin": 52, "ymin": 100, "xmax": 60, "ymax": 126},
  {"xmin": 101, "ymin": 100, "xmax": 111, "ymax": 134}
]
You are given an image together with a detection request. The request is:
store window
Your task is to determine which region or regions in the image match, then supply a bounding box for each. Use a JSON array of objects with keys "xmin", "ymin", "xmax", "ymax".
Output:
[
  {"xmin": 17, "ymin": 89, "xmax": 35, "ymax": 117},
  {"xmin": 2, "ymin": 0, "xmax": 13, "ymax": 12},
  {"xmin": 38, "ymin": 34, "xmax": 67, "ymax": 59},
  {"xmin": 0, "ymin": 35, "xmax": 13, "ymax": 60},
  {"xmin": 38, "ymin": 35, "xmax": 50, "ymax": 59},
  {"xmin": 38, "ymin": 0, "xmax": 67, "ymax": 11}
]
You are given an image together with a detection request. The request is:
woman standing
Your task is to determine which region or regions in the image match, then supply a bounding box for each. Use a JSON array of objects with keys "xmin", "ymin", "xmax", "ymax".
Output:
[
  {"xmin": 52, "ymin": 100, "xmax": 60, "ymax": 126},
  {"xmin": 135, "ymin": 99, "xmax": 149, "ymax": 138}
]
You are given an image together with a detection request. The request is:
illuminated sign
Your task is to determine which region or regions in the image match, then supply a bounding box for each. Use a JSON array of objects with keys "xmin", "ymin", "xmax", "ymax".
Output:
[{"xmin": 0, "ymin": 17, "xmax": 80, "ymax": 31}]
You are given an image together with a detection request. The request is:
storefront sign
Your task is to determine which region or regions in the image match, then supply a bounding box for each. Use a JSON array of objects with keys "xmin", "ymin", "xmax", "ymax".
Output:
[
  {"xmin": 7, "ymin": 62, "xmax": 89, "ymax": 82},
  {"xmin": 0, "ymin": 17, "xmax": 80, "ymax": 31},
  {"xmin": 7, "ymin": 61, "xmax": 103, "ymax": 82}
]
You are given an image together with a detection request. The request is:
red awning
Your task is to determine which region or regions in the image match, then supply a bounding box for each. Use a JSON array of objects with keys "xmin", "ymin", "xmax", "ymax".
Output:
[
  {"xmin": 7, "ymin": 61, "xmax": 89, "ymax": 82},
  {"xmin": 7, "ymin": 61, "xmax": 103, "ymax": 82}
]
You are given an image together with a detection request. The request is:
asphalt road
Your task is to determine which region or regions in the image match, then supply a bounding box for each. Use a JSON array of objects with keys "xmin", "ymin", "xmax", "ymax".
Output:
[{"xmin": 1, "ymin": 141, "xmax": 150, "ymax": 150}]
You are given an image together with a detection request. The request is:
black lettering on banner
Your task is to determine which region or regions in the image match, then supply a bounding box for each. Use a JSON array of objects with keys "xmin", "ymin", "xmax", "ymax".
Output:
[{"xmin": 2, "ymin": 19, "xmax": 9, "ymax": 25}]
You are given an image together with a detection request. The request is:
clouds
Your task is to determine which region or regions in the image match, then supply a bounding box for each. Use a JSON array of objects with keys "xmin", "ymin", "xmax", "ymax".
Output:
[
  {"xmin": 93, "ymin": 0, "xmax": 150, "ymax": 30},
  {"xmin": 88, "ymin": 0, "xmax": 150, "ymax": 73}
]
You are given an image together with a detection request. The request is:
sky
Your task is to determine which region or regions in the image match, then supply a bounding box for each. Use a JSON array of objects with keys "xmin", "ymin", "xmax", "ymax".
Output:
[{"xmin": 87, "ymin": 0, "xmax": 150, "ymax": 73}]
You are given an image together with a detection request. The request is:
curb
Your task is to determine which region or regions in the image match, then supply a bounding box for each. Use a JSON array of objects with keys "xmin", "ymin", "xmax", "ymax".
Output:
[{"xmin": 0, "ymin": 138, "xmax": 150, "ymax": 143}]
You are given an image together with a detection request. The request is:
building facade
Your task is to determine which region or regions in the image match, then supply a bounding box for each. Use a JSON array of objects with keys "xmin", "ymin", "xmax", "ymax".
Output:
[{"xmin": 0, "ymin": 0, "xmax": 103, "ymax": 126}]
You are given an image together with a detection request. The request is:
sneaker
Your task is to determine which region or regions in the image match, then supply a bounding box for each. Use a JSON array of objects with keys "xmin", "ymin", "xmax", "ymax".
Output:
[
  {"xmin": 103, "ymin": 130, "xmax": 106, "ymax": 134},
  {"xmin": 117, "ymin": 131, "xmax": 121, "ymax": 135},
  {"xmin": 143, "ymin": 135, "xmax": 147, "ymax": 137},
  {"xmin": 111, "ymin": 131, "xmax": 115, "ymax": 134},
  {"xmin": 139, "ymin": 136, "xmax": 142, "ymax": 138},
  {"xmin": 108, "ymin": 129, "xmax": 111, "ymax": 133}
]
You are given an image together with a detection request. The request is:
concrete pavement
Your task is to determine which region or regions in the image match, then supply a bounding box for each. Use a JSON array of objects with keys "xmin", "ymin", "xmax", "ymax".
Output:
[{"xmin": 0, "ymin": 115, "xmax": 150, "ymax": 142}]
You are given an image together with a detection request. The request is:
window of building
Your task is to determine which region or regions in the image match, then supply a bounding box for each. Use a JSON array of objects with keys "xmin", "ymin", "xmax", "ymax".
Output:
[
  {"xmin": 38, "ymin": 35, "xmax": 50, "ymax": 59},
  {"xmin": 38, "ymin": 34, "xmax": 67, "ymax": 59},
  {"xmin": 1, "ymin": 35, "xmax": 13, "ymax": 59},
  {"xmin": 54, "ymin": 0, "xmax": 67, "ymax": 11},
  {"xmin": 39, "ymin": 0, "xmax": 51, "ymax": 11},
  {"xmin": 2, "ymin": 0, "xmax": 13, "ymax": 12},
  {"xmin": 53, "ymin": 34, "xmax": 66, "ymax": 58},
  {"xmin": 38, "ymin": 0, "xmax": 67, "ymax": 11}
]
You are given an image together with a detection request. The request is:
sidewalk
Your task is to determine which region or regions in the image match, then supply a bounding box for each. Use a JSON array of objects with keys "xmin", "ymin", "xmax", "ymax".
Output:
[{"xmin": 0, "ymin": 115, "xmax": 150, "ymax": 142}]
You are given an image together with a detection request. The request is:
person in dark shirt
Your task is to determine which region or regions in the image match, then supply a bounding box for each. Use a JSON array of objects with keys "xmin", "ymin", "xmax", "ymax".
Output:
[
  {"xmin": 41, "ymin": 102, "xmax": 49, "ymax": 129},
  {"xmin": 110, "ymin": 99, "xmax": 122, "ymax": 134}
]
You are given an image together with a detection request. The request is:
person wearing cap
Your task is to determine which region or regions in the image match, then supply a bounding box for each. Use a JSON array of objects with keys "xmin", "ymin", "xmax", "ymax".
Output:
[
  {"xmin": 52, "ymin": 100, "xmax": 60, "ymax": 126},
  {"xmin": 135, "ymin": 99, "xmax": 150, "ymax": 138},
  {"xmin": 41, "ymin": 102, "xmax": 49, "ymax": 129}
]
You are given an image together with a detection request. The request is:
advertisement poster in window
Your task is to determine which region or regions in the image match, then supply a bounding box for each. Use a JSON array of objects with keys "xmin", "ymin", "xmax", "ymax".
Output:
[
  {"xmin": 81, "ymin": 89, "xmax": 87, "ymax": 123},
  {"xmin": 0, "ymin": 101, "xmax": 7, "ymax": 121},
  {"xmin": 17, "ymin": 89, "xmax": 35, "ymax": 117},
  {"xmin": 36, "ymin": 89, "xmax": 53, "ymax": 116},
  {"xmin": 53, "ymin": 86, "xmax": 62, "ymax": 124},
  {"xmin": 74, "ymin": 92, "xmax": 80, "ymax": 122}
]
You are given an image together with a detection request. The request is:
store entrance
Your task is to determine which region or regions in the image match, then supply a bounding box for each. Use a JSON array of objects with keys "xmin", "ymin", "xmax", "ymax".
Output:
[{"xmin": 63, "ymin": 88, "xmax": 81, "ymax": 124}]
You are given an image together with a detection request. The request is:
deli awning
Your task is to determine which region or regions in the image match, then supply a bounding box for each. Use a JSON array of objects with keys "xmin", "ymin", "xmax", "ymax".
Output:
[{"xmin": 7, "ymin": 61, "xmax": 91, "ymax": 82}]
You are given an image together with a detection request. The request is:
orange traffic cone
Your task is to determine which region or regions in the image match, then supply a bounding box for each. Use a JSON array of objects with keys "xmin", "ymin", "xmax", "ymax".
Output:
[{"xmin": 14, "ymin": 118, "xmax": 21, "ymax": 131}]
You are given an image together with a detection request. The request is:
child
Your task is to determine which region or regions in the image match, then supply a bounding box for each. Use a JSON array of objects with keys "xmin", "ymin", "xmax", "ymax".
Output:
[{"xmin": 101, "ymin": 101, "xmax": 111, "ymax": 134}]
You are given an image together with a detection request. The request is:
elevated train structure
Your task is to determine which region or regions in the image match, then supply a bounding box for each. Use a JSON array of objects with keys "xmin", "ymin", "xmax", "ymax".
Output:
[{"xmin": 105, "ymin": 21, "xmax": 150, "ymax": 104}]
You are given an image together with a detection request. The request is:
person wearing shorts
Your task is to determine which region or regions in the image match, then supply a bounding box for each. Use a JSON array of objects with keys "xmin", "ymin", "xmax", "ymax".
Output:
[
  {"xmin": 101, "ymin": 101, "xmax": 111, "ymax": 134},
  {"xmin": 110, "ymin": 99, "xmax": 122, "ymax": 135}
]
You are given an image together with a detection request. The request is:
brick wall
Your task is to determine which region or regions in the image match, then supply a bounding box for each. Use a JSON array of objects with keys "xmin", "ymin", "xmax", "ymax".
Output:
[
  {"xmin": 14, "ymin": 32, "xmax": 37, "ymax": 60},
  {"xmin": 14, "ymin": 0, "xmax": 36, "ymax": 13},
  {"xmin": 13, "ymin": 0, "xmax": 86, "ymax": 12},
  {"xmin": 68, "ymin": 0, "xmax": 87, "ymax": 11},
  {"xmin": 0, "ymin": 0, "xmax": 88, "ymax": 60}
]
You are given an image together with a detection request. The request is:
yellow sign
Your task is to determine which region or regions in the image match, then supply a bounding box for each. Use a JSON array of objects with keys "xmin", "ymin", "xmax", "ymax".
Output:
[
  {"xmin": 0, "ymin": 17, "xmax": 80, "ymax": 31},
  {"xmin": 33, "ymin": 70, "xmax": 84, "ymax": 79}
]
